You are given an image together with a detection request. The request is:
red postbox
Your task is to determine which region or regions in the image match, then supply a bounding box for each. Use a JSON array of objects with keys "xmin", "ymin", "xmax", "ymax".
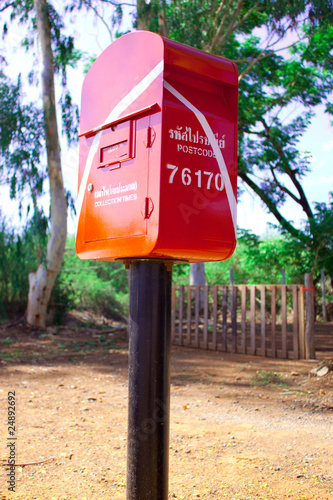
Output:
[{"xmin": 76, "ymin": 31, "xmax": 238, "ymax": 262}]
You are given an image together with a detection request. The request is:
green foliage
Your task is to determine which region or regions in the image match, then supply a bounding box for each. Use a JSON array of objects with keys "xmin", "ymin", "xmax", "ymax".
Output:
[
  {"xmin": 60, "ymin": 90, "xmax": 80, "ymax": 146},
  {"xmin": 205, "ymin": 233, "xmax": 307, "ymax": 285},
  {"xmin": 58, "ymin": 236, "xmax": 129, "ymax": 321},
  {"xmin": 0, "ymin": 226, "xmax": 129, "ymax": 322},
  {"xmin": 0, "ymin": 337, "xmax": 13, "ymax": 345},
  {"xmin": 294, "ymin": 193, "xmax": 333, "ymax": 277},
  {"xmin": 49, "ymin": 272, "xmax": 76, "ymax": 324},
  {"xmin": 0, "ymin": 67, "xmax": 46, "ymax": 214},
  {"xmin": 0, "ymin": 211, "xmax": 48, "ymax": 319},
  {"xmin": 0, "ymin": 0, "xmax": 81, "ymax": 218},
  {"xmin": 173, "ymin": 215, "xmax": 332, "ymax": 286},
  {"xmin": 0, "ymin": 219, "xmax": 331, "ymax": 323},
  {"xmin": 83, "ymin": 55, "xmax": 97, "ymax": 74},
  {"xmin": 172, "ymin": 263, "xmax": 191, "ymax": 285},
  {"xmin": 227, "ymin": 230, "xmax": 309, "ymax": 284},
  {"xmin": 47, "ymin": 2, "xmax": 83, "ymax": 87}
]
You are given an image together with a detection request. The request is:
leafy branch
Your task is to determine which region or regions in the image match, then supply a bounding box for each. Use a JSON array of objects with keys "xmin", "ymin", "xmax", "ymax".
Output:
[
  {"xmin": 0, "ymin": 1, "xmax": 16, "ymax": 13},
  {"xmin": 82, "ymin": 0, "xmax": 114, "ymax": 41},
  {"xmin": 260, "ymin": 117, "xmax": 314, "ymax": 219},
  {"xmin": 239, "ymin": 171, "xmax": 308, "ymax": 243},
  {"xmin": 207, "ymin": 0, "xmax": 261, "ymax": 53}
]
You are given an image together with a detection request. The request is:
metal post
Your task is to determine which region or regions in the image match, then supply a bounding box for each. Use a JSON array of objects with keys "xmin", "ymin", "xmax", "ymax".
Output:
[{"xmin": 127, "ymin": 259, "xmax": 172, "ymax": 500}]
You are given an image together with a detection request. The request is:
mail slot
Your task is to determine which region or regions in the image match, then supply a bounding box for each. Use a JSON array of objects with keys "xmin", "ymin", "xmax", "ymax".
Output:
[
  {"xmin": 99, "ymin": 120, "xmax": 133, "ymax": 169},
  {"xmin": 76, "ymin": 31, "xmax": 238, "ymax": 262}
]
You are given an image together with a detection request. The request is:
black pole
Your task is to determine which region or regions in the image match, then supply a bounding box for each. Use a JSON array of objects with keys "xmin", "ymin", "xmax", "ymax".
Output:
[{"xmin": 126, "ymin": 259, "xmax": 172, "ymax": 500}]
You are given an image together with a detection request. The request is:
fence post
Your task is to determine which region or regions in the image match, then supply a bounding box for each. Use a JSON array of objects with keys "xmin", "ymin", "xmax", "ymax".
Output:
[
  {"xmin": 250, "ymin": 286, "xmax": 256, "ymax": 355},
  {"xmin": 178, "ymin": 285, "xmax": 184, "ymax": 346},
  {"xmin": 222, "ymin": 286, "xmax": 227, "ymax": 351},
  {"xmin": 241, "ymin": 285, "xmax": 246, "ymax": 353},
  {"xmin": 260, "ymin": 285, "xmax": 266, "ymax": 356},
  {"xmin": 298, "ymin": 286, "xmax": 305, "ymax": 359},
  {"xmin": 281, "ymin": 284, "xmax": 287, "ymax": 358},
  {"xmin": 171, "ymin": 286, "xmax": 176, "ymax": 344},
  {"xmin": 320, "ymin": 269, "xmax": 327, "ymax": 322},
  {"xmin": 304, "ymin": 273, "xmax": 316, "ymax": 360},
  {"xmin": 229, "ymin": 269, "xmax": 236, "ymax": 352}
]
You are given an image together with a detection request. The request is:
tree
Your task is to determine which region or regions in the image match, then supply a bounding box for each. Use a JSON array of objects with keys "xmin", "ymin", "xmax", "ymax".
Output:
[
  {"xmin": 134, "ymin": 0, "xmax": 333, "ymax": 274},
  {"xmin": 26, "ymin": 0, "xmax": 68, "ymax": 327},
  {"xmin": 0, "ymin": 0, "xmax": 80, "ymax": 326}
]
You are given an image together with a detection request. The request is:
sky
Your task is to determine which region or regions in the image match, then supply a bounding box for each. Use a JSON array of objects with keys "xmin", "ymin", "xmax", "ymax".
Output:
[
  {"xmin": 1, "ymin": 4, "xmax": 332, "ymax": 237},
  {"xmin": 237, "ymin": 106, "xmax": 333, "ymax": 234}
]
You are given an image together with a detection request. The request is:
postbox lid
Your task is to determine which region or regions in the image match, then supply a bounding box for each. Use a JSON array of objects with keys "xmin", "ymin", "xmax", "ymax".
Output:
[{"xmin": 79, "ymin": 31, "xmax": 238, "ymax": 137}]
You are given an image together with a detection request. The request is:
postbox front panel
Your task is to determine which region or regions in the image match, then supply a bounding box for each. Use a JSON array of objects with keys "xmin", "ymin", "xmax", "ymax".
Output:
[
  {"xmin": 81, "ymin": 114, "xmax": 154, "ymax": 244},
  {"xmin": 157, "ymin": 76, "xmax": 237, "ymax": 261}
]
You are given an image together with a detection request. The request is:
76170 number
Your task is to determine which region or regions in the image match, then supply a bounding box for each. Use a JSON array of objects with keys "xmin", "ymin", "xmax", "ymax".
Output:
[{"xmin": 167, "ymin": 164, "xmax": 225, "ymax": 191}]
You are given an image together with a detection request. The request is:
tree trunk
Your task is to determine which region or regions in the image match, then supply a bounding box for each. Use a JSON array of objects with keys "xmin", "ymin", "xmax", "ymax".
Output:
[
  {"xmin": 190, "ymin": 263, "xmax": 206, "ymax": 286},
  {"xmin": 27, "ymin": 0, "xmax": 67, "ymax": 327},
  {"xmin": 190, "ymin": 263, "xmax": 206, "ymax": 311},
  {"xmin": 136, "ymin": 0, "xmax": 168, "ymax": 36},
  {"xmin": 136, "ymin": 0, "xmax": 151, "ymax": 30}
]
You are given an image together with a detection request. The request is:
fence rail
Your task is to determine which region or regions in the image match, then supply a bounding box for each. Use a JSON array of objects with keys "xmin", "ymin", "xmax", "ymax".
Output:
[{"xmin": 171, "ymin": 282, "xmax": 314, "ymax": 360}]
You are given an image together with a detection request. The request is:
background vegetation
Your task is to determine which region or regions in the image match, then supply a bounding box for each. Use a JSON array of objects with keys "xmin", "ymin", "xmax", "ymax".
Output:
[{"xmin": 0, "ymin": 221, "xmax": 331, "ymax": 323}]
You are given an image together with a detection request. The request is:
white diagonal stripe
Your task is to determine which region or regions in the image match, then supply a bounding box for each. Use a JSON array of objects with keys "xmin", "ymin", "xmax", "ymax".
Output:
[
  {"xmin": 76, "ymin": 60, "xmax": 164, "ymax": 226},
  {"xmin": 164, "ymin": 81, "xmax": 237, "ymax": 234}
]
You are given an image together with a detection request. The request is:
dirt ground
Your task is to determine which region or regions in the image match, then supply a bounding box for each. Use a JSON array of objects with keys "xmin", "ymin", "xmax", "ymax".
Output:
[{"xmin": 0, "ymin": 318, "xmax": 332, "ymax": 500}]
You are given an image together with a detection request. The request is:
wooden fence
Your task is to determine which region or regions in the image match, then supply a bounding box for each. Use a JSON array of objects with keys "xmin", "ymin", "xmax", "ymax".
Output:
[{"xmin": 171, "ymin": 280, "xmax": 315, "ymax": 360}]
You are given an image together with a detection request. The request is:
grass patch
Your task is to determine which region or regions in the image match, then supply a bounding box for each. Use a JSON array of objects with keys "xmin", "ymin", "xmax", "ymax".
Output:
[
  {"xmin": 0, "ymin": 337, "xmax": 14, "ymax": 345},
  {"xmin": 57, "ymin": 342, "xmax": 67, "ymax": 350},
  {"xmin": 0, "ymin": 349, "xmax": 26, "ymax": 360},
  {"xmin": 251, "ymin": 370, "xmax": 286, "ymax": 386}
]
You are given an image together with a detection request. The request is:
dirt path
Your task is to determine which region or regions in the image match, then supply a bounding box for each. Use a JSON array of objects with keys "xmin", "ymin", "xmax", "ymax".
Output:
[{"xmin": 0, "ymin": 324, "xmax": 332, "ymax": 499}]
